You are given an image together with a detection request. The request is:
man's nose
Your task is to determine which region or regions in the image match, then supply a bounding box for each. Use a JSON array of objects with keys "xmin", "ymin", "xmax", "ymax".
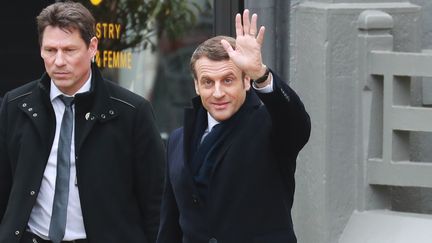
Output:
[
  {"xmin": 54, "ymin": 51, "xmax": 66, "ymax": 66},
  {"xmin": 213, "ymin": 82, "xmax": 225, "ymax": 98}
]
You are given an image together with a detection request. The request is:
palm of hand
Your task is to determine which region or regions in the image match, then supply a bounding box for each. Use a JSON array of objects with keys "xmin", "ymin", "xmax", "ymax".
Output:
[{"xmin": 231, "ymin": 35, "xmax": 262, "ymax": 72}]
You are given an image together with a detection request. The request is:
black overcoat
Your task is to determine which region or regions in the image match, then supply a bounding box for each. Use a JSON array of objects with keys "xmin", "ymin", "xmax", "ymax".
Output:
[
  {"xmin": 0, "ymin": 65, "xmax": 165, "ymax": 243},
  {"xmin": 157, "ymin": 71, "xmax": 311, "ymax": 243}
]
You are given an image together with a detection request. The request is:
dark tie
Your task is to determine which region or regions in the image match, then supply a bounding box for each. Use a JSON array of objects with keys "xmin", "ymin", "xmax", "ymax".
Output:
[
  {"xmin": 191, "ymin": 123, "xmax": 224, "ymax": 200},
  {"xmin": 192, "ymin": 123, "xmax": 223, "ymax": 174},
  {"xmin": 49, "ymin": 95, "xmax": 74, "ymax": 243}
]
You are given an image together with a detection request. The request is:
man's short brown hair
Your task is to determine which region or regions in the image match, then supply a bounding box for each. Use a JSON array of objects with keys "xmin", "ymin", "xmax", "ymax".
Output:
[
  {"xmin": 36, "ymin": 1, "xmax": 96, "ymax": 47},
  {"xmin": 190, "ymin": 35, "xmax": 236, "ymax": 80}
]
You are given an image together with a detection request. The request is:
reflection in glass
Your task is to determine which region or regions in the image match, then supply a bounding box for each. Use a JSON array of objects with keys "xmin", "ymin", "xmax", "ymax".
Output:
[{"xmin": 81, "ymin": 0, "xmax": 213, "ymax": 139}]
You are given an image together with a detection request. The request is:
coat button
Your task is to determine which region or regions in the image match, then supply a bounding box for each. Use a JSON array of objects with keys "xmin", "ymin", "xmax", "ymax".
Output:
[
  {"xmin": 32, "ymin": 113, "xmax": 38, "ymax": 117},
  {"xmin": 101, "ymin": 114, "xmax": 106, "ymax": 119},
  {"xmin": 22, "ymin": 103, "xmax": 27, "ymax": 108},
  {"xmin": 192, "ymin": 195, "xmax": 199, "ymax": 206},
  {"xmin": 109, "ymin": 110, "xmax": 115, "ymax": 115},
  {"xmin": 30, "ymin": 191, "xmax": 35, "ymax": 196},
  {"xmin": 28, "ymin": 108, "xmax": 33, "ymax": 112},
  {"xmin": 15, "ymin": 230, "xmax": 20, "ymax": 236},
  {"xmin": 209, "ymin": 237, "xmax": 217, "ymax": 243}
]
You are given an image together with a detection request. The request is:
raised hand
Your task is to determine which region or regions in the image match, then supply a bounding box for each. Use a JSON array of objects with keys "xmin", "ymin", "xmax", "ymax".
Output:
[{"xmin": 221, "ymin": 9, "xmax": 267, "ymax": 80}]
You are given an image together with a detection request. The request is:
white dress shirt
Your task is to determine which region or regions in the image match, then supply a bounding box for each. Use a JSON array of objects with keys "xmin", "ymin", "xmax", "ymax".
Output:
[{"xmin": 27, "ymin": 74, "xmax": 92, "ymax": 240}]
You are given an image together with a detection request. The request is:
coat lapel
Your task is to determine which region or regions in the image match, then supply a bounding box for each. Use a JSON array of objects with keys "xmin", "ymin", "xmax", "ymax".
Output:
[
  {"xmin": 185, "ymin": 90, "xmax": 262, "ymax": 184},
  {"xmin": 209, "ymin": 90, "xmax": 261, "ymax": 177},
  {"xmin": 74, "ymin": 65, "xmax": 118, "ymax": 154},
  {"xmin": 183, "ymin": 97, "xmax": 207, "ymax": 166},
  {"xmin": 182, "ymin": 97, "xmax": 210, "ymax": 196},
  {"xmin": 183, "ymin": 107, "xmax": 196, "ymax": 165}
]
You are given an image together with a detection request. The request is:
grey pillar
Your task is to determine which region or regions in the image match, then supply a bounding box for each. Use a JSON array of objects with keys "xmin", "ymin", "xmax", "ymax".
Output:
[{"xmin": 290, "ymin": 2, "xmax": 420, "ymax": 243}]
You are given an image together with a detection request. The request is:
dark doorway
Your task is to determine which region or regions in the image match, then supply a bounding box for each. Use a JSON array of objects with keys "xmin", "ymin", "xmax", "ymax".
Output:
[{"xmin": 0, "ymin": 1, "xmax": 54, "ymax": 96}]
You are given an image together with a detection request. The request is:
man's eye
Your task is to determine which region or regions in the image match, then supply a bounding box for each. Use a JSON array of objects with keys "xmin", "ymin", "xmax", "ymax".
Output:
[
  {"xmin": 224, "ymin": 79, "xmax": 233, "ymax": 84},
  {"xmin": 43, "ymin": 49, "xmax": 56, "ymax": 57},
  {"xmin": 203, "ymin": 80, "xmax": 213, "ymax": 87}
]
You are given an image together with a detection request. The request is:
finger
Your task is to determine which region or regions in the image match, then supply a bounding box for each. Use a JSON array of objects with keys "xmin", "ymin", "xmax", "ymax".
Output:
[
  {"xmin": 242, "ymin": 9, "xmax": 250, "ymax": 35},
  {"xmin": 250, "ymin": 13, "xmax": 258, "ymax": 36},
  {"xmin": 256, "ymin": 26, "xmax": 265, "ymax": 45},
  {"xmin": 221, "ymin": 39, "xmax": 235, "ymax": 57},
  {"xmin": 235, "ymin": 13, "xmax": 243, "ymax": 37}
]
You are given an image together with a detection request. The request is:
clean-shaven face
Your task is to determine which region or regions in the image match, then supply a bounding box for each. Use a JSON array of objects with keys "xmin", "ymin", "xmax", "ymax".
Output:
[
  {"xmin": 194, "ymin": 57, "xmax": 251, "ymax": 122},
  {"xmin": 41, "ymin": 25, "xmax": 98, "ymax": 95}
]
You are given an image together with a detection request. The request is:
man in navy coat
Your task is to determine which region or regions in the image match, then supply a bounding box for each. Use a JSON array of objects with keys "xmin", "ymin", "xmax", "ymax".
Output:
[{"xmin": 157, "ymin": 9, "xmax": 311, "ymax": 243}]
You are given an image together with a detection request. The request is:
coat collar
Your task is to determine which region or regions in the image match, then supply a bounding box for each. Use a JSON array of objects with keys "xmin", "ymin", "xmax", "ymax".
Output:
[
  {"xmin": 19, "ymin": 63, "xmax": 118, "ymax": 153},
  {"xmin": 35, "ymin": 63, "xmax": 116, "ymax": 118},
  {"xmin": 18, "ymin": 79, "xmax": 56, "ymax": 154}
]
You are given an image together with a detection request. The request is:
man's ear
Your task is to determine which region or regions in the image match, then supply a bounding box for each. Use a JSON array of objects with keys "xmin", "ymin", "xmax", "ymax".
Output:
[
  {"xmin": 244, "ymin": 76, "xmax": 251, "ymax": 91},
  {"xmin": 89, "ymin": 37, "xmax": 98, "ymax": 57},
  {"xmin": 194, "ymin": 79, "xmax": 200, "ymax": 95}
]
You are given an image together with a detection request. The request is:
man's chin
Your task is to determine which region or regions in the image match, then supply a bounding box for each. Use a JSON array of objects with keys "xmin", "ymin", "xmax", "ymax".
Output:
[{"xmin": 209, "ymin": 111, "xmax": 231, "ymax": 122}]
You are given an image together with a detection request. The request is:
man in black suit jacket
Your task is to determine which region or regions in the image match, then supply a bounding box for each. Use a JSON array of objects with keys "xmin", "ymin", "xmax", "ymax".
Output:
[
  {"xmin": 157, "ymin": 9, "xmax": 311, "ymax": 243},
  {"xmin": 0, "ymin": 2, "xmax": 165, "ymax": 243}
]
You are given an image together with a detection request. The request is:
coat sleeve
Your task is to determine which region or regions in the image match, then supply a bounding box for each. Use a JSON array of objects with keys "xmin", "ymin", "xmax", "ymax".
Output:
[
  {"xmin": 133, "ymin": 100, "xmax": 166, "ymax": 243},
  {"xmin": 156, "ymin": 130, "xmax": 182, "ymax": 243},
  {"xmin": 256, "ymin": 70, "xmax": 311, "ymax": 156},
  {"xmin": 0, "ymin": 93, "xmax": 12, "ymax": 222}
]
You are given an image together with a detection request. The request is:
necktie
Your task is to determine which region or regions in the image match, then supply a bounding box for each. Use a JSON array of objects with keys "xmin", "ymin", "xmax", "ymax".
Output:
[
  {"xmin": 49, "ymin": 95, "xmax": 74, "ymax": 243},
  {"xmin": 192, "ymin": 123, "xmax": 223, "ymax": 174}
]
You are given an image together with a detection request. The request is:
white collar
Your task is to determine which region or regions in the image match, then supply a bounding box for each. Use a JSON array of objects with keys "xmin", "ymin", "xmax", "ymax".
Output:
[
  {"xmin": 50, "ymin": 72, "xmax": 92, "ymax": 101},
  {"xmin": 206, "ymin": 112, "xmax": 220, "ymax": 132}
]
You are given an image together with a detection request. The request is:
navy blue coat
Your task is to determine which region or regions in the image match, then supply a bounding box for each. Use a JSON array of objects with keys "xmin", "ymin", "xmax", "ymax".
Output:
[{"xmin": 157, "ymin": 72, "xmax": 311, "ymax": 243}]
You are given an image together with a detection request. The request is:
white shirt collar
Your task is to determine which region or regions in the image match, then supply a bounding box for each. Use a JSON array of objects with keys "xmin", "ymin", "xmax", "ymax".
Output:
[
  {"xmin": 206, "ymin": 112, "xmax": 220, "ymax": 133},
  {"xmin": 50, "ymin": 72, "xmax": 92, "ymax": 101}
]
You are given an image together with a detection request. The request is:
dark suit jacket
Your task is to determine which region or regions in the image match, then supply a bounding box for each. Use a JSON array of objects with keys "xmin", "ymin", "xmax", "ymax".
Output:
[
  {"xmin": 157, "ymin": 71, "xmax": 311, "ymax": 243},
  {"xmin": 0, "ymin": 65, "xmax": 165, "ymax": 243}
]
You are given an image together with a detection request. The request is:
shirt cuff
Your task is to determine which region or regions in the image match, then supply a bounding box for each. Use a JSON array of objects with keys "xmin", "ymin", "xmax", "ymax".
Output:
[{"xmin": 252, "ymin": 75, "xmax": 274, "ymax": 93}]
